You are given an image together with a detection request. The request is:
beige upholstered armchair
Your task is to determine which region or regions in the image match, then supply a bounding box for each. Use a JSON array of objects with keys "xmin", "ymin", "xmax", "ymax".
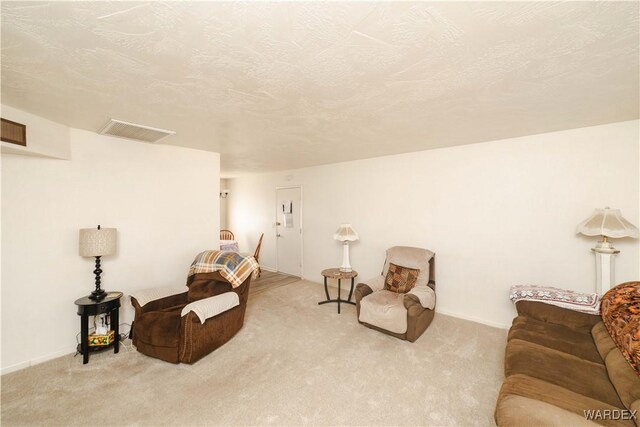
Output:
[{"xmin": 355, "ymin": 246, "xmax": 436, "ymax": 342}]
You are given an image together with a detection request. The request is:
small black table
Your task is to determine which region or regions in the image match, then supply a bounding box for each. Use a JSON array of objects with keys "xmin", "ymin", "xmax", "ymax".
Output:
[
  {"xmin": 318, "ymin": 268, "xmax": 358, "ymax": 314},
  {"xmin": 74, "ymin": 291, "xmax": 123, "ymax": 364}
]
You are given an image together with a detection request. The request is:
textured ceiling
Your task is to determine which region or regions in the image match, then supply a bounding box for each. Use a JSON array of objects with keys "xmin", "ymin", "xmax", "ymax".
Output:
[{"xmin": 1, "ymin": 1, "xmax": 638, "ymax": 176}]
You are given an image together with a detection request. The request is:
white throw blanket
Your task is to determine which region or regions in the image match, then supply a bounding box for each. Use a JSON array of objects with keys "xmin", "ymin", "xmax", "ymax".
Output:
[
  {"xmin": 130, "ymin": 285, "xmax": 188, "ymax": 308},
  {"xmin": 181, "ymin": 292, "xmax": 240, "ymax": 324},
  {"xmin": 408, "ymin": 284, "xmax": 436, "ymax": 310},
  {"xmin": 363, "ymin": 275, "xmax": 386, "ymax": 292},
  {"xmin": 510, "ymin": 285, "xmax": 600, "ymax": 314}
]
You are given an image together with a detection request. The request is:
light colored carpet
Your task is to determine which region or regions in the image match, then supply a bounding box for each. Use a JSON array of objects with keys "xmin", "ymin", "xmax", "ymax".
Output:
[
  {"xmin": 1, "ymin": 280, "xmax": 507, "ymax": 426},
  {"xmin": 249, "ymin": 270, "xmax": 300, "ymax": 296}
]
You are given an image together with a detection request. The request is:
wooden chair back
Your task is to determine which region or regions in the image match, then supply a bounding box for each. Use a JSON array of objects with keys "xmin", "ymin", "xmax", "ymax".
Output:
[
  {"xmin": 253, "ymin": 233, "xmax": 264, "ymax": 261},
  {"xmin": 220, "ymin": 229, "xmax": 234, "ymax": 240},
  {"xmin": 253, "ymin": 233, "xmax": 264, "ymax": 278}
]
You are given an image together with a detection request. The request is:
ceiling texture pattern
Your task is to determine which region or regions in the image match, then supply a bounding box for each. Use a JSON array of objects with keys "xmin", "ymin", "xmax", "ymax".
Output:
[{"xmin": 1, "ymin": 1, "xmax": 638, "ymax": 175}]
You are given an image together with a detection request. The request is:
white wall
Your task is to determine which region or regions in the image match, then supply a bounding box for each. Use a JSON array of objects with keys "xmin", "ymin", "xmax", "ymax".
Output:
[
  {"xmin": 1, "ymin": 126, "xmax": 220, "ymax": 373},
  {"xmin": 228, "ymin": 120, "xmax": 640, "ymax": 328}
]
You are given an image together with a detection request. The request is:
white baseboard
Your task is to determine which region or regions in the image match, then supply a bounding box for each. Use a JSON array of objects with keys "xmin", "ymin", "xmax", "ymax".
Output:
[
  {"xmin": 1, "ymin": 347, "xmax": 74, "ymax": 376},
  {"xmin": 436, "ymin": 308, "xmax": 510, "ymax": 329},
  {"xmin": 1, "ymin": 361, "xmax": 30, "ymax": 375},
  {"xmin": 260, "ymin": 265, "xmax": 277, "ymax": 273}
]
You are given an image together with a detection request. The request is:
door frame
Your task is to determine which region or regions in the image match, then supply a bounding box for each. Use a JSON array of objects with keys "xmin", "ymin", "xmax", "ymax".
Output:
[{"xmin": 275, "ymin": 185, "xmax": 304, "ymax": 278}]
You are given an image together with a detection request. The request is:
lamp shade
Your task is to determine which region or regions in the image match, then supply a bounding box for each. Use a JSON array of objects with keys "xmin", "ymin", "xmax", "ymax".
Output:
[
  {"xmin": 576, "ymin": 208, "xmax": 639, "ymax": 239},
  {"xmin": 79, "ymin": 227, "xmax": 117, "ymax": 257},
  {"xmin": 333, "ymin": 224, "xmax": 359, "ymax": 242}
]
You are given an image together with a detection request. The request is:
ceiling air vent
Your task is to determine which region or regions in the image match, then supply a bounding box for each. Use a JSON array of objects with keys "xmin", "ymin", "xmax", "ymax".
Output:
[{"xmin": 99, "ymin": 119, "xmax": 175, "ymax": 143}]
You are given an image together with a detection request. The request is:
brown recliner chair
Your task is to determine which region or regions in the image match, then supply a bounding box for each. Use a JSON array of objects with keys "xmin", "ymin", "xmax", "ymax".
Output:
[
  {"xmin": 355, "ymin": 246, "xmax": 436, "ymax": 342},
  {"xmin": 131, "ymin": 271, "xmax": 251, "ymax": 364}
]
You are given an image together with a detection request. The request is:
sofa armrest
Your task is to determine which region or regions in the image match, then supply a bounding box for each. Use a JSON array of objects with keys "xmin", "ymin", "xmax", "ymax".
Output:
[
  {"xmin": 404, "ymin": 294, "xmax": 425, "ymax": 314},
  {"xmin": 363, "ymin": 275, "xmax": 385, "ymax": 292},
  {"xmin": 407, "ymin": 284, "xmax": 436, "ymax": 310},
  {"xmin": 181, "ymin": 292, "xmax": 240, "ymax": 324},
  {"xmin": 515, "ymin": 301, "xmax": 601, "ymax": 332},
  {"xmin": 404, "ymin": 294, "xmax": 435, "ymax": 342},
  {"xmin": 131, "ymin": 286, "xmax": 188, "ymax": 314},
  {"xmin": 355, "ymin": 283, "xmax": 373, "ymax": 304}
]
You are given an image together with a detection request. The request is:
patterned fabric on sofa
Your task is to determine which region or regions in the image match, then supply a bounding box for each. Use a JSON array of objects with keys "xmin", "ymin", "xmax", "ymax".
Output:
[{"xmin": 601, "ymin": 281, "xmax": 640, "ymax": 376}]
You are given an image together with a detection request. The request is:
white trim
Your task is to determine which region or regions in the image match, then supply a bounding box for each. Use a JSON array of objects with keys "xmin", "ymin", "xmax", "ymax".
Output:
[
  {"xmin": 1, "ymin": 347, "xmax": 75, "ymax": 375},
  {"xmin": 275, "ymin": 185, "xmax": 304, "ymax": 278},
  {"xmin": 260, "ymin": 265, "xmax": 277, "ymax": 273},
  {"xmin": 1, "ymin": 361, "xmax": 30, "ymax": 375},
  {"xmin": 436, "ymin": 308, "xmax": 510, "ymax": 329}
]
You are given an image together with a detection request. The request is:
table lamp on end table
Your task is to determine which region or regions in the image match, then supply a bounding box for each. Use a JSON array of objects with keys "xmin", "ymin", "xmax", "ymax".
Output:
[
  {"xmin": 334, "ymin": 223, "xmax": 359, "ymax": 272},
  {"xmin": 79, "ymin": 225, "xmax": 117, "ymax": 301}
]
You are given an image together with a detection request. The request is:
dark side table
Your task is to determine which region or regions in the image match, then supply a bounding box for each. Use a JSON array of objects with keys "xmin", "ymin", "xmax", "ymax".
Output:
[
  {"xmin": 74, "ymin": 291, "xmax": 123, "ymax": 364},
  {"xmin": 319, "ymin": 268, "xmax": 358, "ymax": 314}
]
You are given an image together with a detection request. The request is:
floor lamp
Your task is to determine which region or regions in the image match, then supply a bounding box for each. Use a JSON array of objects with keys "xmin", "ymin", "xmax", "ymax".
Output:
[{"xmin": 576, "ymin": 207, "xmax": 638, "ymax": 294}]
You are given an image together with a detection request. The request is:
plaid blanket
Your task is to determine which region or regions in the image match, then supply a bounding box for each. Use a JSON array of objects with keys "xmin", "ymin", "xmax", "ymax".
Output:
[
  {"xmin": 509, "ymin": 285, "xmax": 601, "ymax": 314},
  {"xmin": 188, "ymin": 250, "xmax": 259, "ymax": 288}
]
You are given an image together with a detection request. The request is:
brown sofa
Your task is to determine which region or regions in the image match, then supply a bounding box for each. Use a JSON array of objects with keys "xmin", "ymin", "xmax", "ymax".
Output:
[
  {"xmin": 495, "ymin": 299, "xmax": 640, "ymax": 426},
  {"xmin": 131, "ymin": 271, "xmax": 251, "ymax": 364}
]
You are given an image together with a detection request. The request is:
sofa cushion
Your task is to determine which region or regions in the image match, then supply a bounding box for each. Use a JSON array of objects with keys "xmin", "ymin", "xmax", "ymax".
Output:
[
  {"xmin": 601, "ymin": 281, "xmax": 640, "ymax": 376},
  {"xmin": 505, "ymin": 339, "xmax": 624, "ymax": 408},
  {"xmin": 359, "ymin": 290, "xmax": 407, "ymax": 334},
  {"xmin": 495, "ymin": 394, "xmax": 605, "ymax": 427},
  {"xmin": 592, "ymin": 322, "xmax": 619, "ymax": 361},
  {"xmin": 187, "ymin": 273, "xmax": 234, "ymax": 302},
  {"xmin": 605, "ymin": 349, "xmax": 640, "ymax": 410},
  {"xmin": 515, "ymin": 301, "xmax": 602, "ymax": 332},
  {"xmin": 631, "ymin": 401, "xmax": 640, "ymax": 427},
  {"xmin": 496, "ymin": 374, "xmax": 634, "ymax": 427},
  {"xmin": 384, "ymin": 263, "xmax": 419, "ymax": 293},
  {"xmin": 509, "ymin": 316, "xmax": 602, "ymax": 363}
]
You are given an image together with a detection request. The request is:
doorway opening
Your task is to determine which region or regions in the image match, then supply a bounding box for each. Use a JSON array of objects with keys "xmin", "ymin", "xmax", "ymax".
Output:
[{"xmin": 275, "ymin": 186, "xmax": 302, "ymax": 278}]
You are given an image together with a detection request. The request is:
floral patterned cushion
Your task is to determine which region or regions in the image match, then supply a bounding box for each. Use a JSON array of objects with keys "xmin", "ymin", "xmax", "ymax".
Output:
[
  {"xmin": 384, "ymin": 263, "xmax": 419, "ymax": 293},
  {"xmin": 509, "ymin": 285, "xmax": 601, "ymax": 314},
  {"xmin": 601, "ymin": 281, "xmax": 640, "ymax": 376}
]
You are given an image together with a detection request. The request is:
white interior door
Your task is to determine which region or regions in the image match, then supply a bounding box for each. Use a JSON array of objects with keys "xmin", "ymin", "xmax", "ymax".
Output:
[{"xmin": 276, "ymin": 187, "xmax": 302, "ymax": 277}]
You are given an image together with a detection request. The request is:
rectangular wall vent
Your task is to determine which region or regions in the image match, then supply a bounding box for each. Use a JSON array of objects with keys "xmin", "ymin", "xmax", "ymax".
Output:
[
  {"xmin": 1, "ymin": 118, "xmax": 27, "ymax": 146},
  {"xmin": 99, "ymin": 119, "xmax": 175, "ymax": 143}
]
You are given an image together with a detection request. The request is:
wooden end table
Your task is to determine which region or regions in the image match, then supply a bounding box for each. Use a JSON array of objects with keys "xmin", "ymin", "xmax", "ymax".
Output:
[
  {"xmin": 318, "ymin": 268, "xmax": 358, "ymax": 314},
  {"xmin": 74, "ymin": 291, "xmax": 123, "ymax": 364}
]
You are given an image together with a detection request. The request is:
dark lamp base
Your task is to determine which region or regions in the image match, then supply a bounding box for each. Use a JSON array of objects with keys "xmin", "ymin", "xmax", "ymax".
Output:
[
  {"xmin": 89, "ymin": 289, "xmax": 107, "ymax": 301},
  {"xmin": 89, "ymin": 255, "xmax": 107, "ymax": 301}
]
